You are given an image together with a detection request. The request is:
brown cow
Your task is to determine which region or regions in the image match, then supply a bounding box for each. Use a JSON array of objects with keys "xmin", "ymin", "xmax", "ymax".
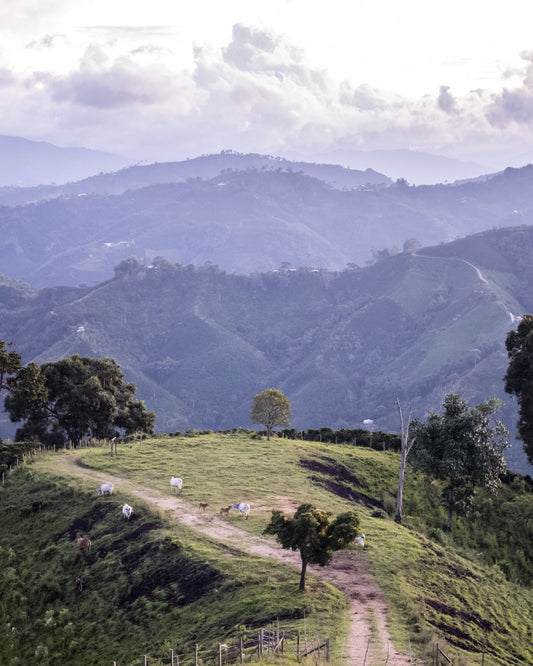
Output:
[
  {"xmin": 199, "ymin": 502, "xmax": 209, "ymax": 512},
  {"xmin": 77, "ymin": 537, "xmax": 92, "ymax": 552},
  {"xmin": 219, "ymin": 506, "xmax": 230, "ymax": 516}
]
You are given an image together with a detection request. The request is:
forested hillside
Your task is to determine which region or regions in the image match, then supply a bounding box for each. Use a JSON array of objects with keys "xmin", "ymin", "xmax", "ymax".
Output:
[
  {"xmin": 1, "ymin": 158, "xmax": 533, "ymax": 288},
  {"xmin": 2, "ymin": 225, "xmax": 533, "ymax": 475}
]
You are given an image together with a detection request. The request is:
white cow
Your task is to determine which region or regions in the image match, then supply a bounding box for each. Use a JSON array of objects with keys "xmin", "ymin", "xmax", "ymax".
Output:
[
  {"xmin": 122, "ymin": 503, "xmax": 133, "ymax": 520},
  {"xmin": 355, "ymin": 534, "xmax": 365, "ymax": 549},
  {"xmin": 170, "ymin": 476, "xmax": 183, "ymax": 492},
  {"xmin": 230, "ymin": 502, "xmax": 250, "ymax": 519},
  {"xmin": 97, "ymin": 483, "xmax": 114, "ymax": 496}
]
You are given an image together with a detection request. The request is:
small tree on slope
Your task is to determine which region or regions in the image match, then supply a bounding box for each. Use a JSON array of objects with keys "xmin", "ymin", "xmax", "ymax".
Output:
[{"xmin": 264, "ymin": 504, "xmax": 361, "ymax": 590}]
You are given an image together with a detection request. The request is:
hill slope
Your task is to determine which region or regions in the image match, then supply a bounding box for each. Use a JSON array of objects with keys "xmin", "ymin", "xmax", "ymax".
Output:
[
  {"xmin": 1, "ymin": 435, "xmax": 531, "ymax": 665},
  {"xmin": 1, "ymin": 225, "xmax": 533, "ymax": 474},
  {"xmin": 1, "ymin": 162, "xmax": 533, "ymax": 287}
]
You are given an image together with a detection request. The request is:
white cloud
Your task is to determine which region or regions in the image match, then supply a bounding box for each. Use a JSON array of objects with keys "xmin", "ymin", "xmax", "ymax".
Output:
[{"xmin": 0, "ymin": 12, "xmax": 533, "ymax": 169}]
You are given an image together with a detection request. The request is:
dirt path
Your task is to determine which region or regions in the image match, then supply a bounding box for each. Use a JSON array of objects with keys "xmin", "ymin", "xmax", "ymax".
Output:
[{"xmin": 55, "ymin": 454, "xmax": 416, "ymax": 665}]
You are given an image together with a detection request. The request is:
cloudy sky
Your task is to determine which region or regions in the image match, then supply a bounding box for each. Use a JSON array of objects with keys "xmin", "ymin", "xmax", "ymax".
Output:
[{"xmin": 3, "ymin": 0, "xmax": 533, "ymax": 170}]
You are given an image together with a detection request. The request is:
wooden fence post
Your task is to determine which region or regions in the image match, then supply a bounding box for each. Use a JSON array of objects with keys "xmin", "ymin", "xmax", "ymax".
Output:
[
  {"xmin": 240, "ymin": 637, "xmax": 244, "ymax": 664},
  {"xmin": 297, "ymin": 632, "xmax": 300, "ymax": 661},
  {"xmin": 326, "ymin": 638, "xmax": 330, "ymax": 662},
  {"xmin": 170, "ymin": 649, "xmax": 173, "ymax": 665},
  {"xmin": 195, "ymin": 644, "xmax": 198, "ymax": 666},
  {"xmin": 218, "ymin": 643, "xmax": 222, "ymax": 666}
]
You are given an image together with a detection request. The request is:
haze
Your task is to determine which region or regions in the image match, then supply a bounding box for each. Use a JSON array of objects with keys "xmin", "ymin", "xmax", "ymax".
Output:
[{"xmin": 2, "ymin": 0, "xmax": 533, "ymax": 174}]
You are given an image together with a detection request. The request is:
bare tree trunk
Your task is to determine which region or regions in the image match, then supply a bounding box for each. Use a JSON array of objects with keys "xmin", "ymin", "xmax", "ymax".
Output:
[
  {"xmin": 395, "ymin": 398, "xmax": 415, "ymax": 524},
  {"xmin": 446, "ymin": 487, "xmax": 455, "ymax": 531},
  {"xmin": 299, "ymin": 555, "xmax": 308, "ymax": 591}
]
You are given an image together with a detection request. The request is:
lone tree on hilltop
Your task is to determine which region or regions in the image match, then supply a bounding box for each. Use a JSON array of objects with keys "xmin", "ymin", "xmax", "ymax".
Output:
[
  {"xmin": 504, "ymin": 314, "xmax": 533, "ymax": 464},
  {"xmin": 4, "ymin": 354, "xmax": 155, "ymax": 447},
  {"xmin": 264, "ymin": 503, "xmax": 361, "ymax": 590},
  {"xmin": 410, "ymin": 393, "xmax": 509, "ymax": 531},
  {"xmin": 250, "ymin": 388, "xmax": 291, "ymax": 440}
]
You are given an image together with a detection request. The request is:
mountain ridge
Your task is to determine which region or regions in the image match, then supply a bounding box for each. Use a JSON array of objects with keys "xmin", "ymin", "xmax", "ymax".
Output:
[{"xmin": 2, "ymin": 224, "xmax": 533, "ymax": 475}]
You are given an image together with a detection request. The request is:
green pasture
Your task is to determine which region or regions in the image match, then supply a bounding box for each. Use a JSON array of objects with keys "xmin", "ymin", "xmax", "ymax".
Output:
[{"xmin": 2, "ymin": 433, "xmax": 533, "ymax": 665}]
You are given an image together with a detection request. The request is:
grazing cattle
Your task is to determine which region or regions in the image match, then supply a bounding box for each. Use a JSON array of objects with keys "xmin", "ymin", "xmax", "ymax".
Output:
[
  {"xmin": 32, "ymin": 500, "xmax": 43, "ymax": 513},
  {"xmin": 97, "ymin": 483, "xmax": 114, "ymax": 496},
  {"xmin": 170, "ymin": 476, "xmax": 183, "ymax": 492},
  {"xmin": 219, "ymin": 506, "xmax": 230, "ymax": 516},
  {"xmin": 77, "ymin": 537, "xmax": 92, "ymax": 552},
  {"xmin": 199, "ymin": 502, "xmax": 209, "ymax": 512},
  {"xmin": 122, "ymin": 503, "xmax": 133, "ymax": 520},
  {"xmin": 355, "ymin": 534, "xmax": 365, "ymax": 549},
  {"xmin": 230, "ymin": 502, "xmax": 250, "ymax": 519}
]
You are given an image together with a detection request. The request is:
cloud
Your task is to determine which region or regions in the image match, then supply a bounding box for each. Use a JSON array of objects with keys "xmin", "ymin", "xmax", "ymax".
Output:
[
  {"xmin": 0, "ymin": 19, "xmax": 531, "ymax": 169},
  {"xmin": 486, "ymin": 52, "xmax": 533, "ymax": 127},
  {"xmin": 437, "ymin": 85, "xmax": 457, "ymax": 113},
  {"xmin": 39, "ymin": 44, "xmax": 192, "ymax": 109}
]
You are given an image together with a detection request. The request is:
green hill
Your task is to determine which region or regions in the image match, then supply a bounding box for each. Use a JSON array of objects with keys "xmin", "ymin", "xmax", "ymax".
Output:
[
  {"xmin": 0, "ymin": 433, "xmax": 531, "ymax": 665},
  {"xmin": 2, "ymin": 225, "xmax": 533, "ymax": 474}
]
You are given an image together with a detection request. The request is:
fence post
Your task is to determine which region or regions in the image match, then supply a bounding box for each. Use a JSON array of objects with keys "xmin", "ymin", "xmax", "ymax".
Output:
[
  {"xmin": 170, "ymin": 649, "xmax": 173, "ymax": 665},
  {"xmin": 436, "ymin": 642, "xmax": 439, "ymax": 666},
  {"xmin": 481, "ymin": 646, "xmax": 485, "ymax": 666},
  {"xmin": 219, "ymin": 643, "xmax": 222, "ymax": 666},
  {"xmin": 260, "ymin": 629, "xmax": 264, "ymax": 656},
  {"xmin": 240, "ymin": 638, "xmax": 244, "ymax": 664},
  {"xmin": 326, "ymin": 638, "xmax": 330, "ymax": 662},
  {"xmin": 195, "ymin": 644, "xmax": 198, "ymax": 666},
  {"xmin": 297, "ymin": 632, "xmax": 300, "ymax": 661}
]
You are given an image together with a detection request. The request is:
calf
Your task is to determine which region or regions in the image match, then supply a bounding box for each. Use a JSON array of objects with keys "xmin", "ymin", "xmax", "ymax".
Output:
[
  {"xmin": 220, "ymin": 506, "xmax": 230, "ymax": 516},
  {"xmin": 199, "ymin": 502, "xmax": 209, "ymax": 512},
  {"xmin": 77, "ymin": 537, "xmax": 92, "ymax": 552}
]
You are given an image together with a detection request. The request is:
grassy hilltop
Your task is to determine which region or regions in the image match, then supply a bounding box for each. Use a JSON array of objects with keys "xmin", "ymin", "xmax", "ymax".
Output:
[{"xmin": 0, "ymin": 432, "xmax": 532, "ymax": 665}]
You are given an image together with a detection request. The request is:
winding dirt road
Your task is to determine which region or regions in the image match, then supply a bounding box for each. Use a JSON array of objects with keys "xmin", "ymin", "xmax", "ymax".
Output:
[{"xmin": 55, "ymin": 454, "xmax": 416, "ymax": 665}]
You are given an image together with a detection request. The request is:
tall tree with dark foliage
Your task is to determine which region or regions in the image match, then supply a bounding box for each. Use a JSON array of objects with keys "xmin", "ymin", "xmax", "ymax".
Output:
[{"xmin": 505, "ymin": 314, "xmax": 533, "ymax": 464}]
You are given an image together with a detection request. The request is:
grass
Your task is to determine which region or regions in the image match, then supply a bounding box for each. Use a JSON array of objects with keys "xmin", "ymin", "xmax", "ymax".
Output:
[
  {"xmin": 0, "ymin": 462, "xmax": 347, "ymax": 665},
  {"xmin": 2, "ymin": 432, "xmax": 533, "ymax": 665}
]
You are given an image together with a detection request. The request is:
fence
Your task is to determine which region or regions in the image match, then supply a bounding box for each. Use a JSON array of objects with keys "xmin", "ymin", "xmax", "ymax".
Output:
[{"xmin": 113, "ymin": 624, "xmax": 332, "ymax": 666}]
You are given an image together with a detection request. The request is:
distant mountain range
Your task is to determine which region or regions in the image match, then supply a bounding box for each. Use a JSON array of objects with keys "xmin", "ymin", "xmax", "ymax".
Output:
[
  {"xmin": 316, "ymin": 148, "xmax": 491, "ymax": 185},
  {"xmin": 0, "ymin": 134, "xmax": 495, "ymax": 187},
  {"xmin": 0, "ymin": 135, "xmax": 130, "ymax": 187},
  {"xmin": 1, "ymin": 224, "xmax": 533, "ymax": 476},
  {"xmin": 0, "ymin": 156, "xmax": 532, "ymax": 288}
]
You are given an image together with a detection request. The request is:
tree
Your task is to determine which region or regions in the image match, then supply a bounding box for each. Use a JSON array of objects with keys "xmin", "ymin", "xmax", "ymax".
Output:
[
  {"xmin": 410, "ymin": 394, "xmax": 509, "ymax": 531},
  {"xmin": 250, "ymin": 388, "xmax": 291, "ymax": 440},
  {"xmin": 263, "ymin": 504, "xmax": 361, "ymax": 590},
  {"xmin": 504, "ymin": 314, "xmax": 533, "ymax": 463},
  {"xmin": 0, "ymin": 340, "xmax": 21, "ymax": 392},
  {"xmin": 394, "ymin": 398, "xmax": 415, "ymax": 524},
  {"xmin": 4, "ymin": 354, "xmax": 155, "ymax": 447}
]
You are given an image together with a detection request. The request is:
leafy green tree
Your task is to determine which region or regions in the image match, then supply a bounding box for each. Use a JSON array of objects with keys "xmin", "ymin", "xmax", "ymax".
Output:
[
  {"xmin": 250, "ymin": 388, "xmax": 291, "ymax": 440},
  {"xmin": 264, "ymin": 503, "xmax": 361, "ymax": 590},
  {"xmin": 0, "ymin": 340, "xmax": 21, "ymax": 392},
  {"xmin": 4, "ymin": 354, "xmax": 155, "ymax": 446},
  {"xmin": 410, "ymin": 394, "xmax": 509, "ymax": 531},
  {"xmin": 504, "ymin": 314, "xmax": 533, "ymax": 463}
]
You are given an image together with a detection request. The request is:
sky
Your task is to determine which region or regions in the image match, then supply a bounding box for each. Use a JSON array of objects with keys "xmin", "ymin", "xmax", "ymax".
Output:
[{"xmin": 3, "ymin": 0, "xmax": 533, "ymax": 171}]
